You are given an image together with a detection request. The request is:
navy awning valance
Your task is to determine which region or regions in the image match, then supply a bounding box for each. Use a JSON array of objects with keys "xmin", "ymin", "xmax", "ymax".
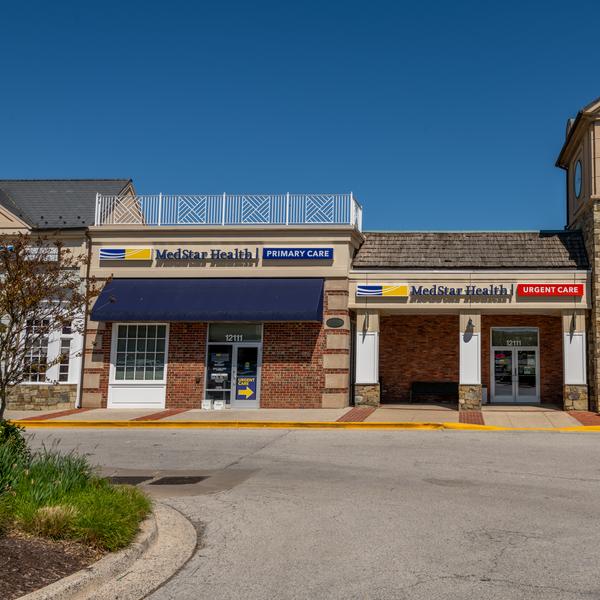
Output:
[{"xmin": 90, "ymin": 278, "xmax": 324, "ymax": 322}]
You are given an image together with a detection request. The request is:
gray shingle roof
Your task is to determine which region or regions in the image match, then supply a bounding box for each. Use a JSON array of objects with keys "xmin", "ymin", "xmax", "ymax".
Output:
[
  {"xmin": 0, "ymin": 179, "xmax": 132, "ymax": 229},
  {"xmin": 352, "ymin": 231, "xmax": 589, "ymax": 270}
]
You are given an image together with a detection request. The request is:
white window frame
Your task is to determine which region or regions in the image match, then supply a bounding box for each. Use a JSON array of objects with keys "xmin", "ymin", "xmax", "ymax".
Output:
[
  {"xmin": 20, "ymin": 310, "xmax": 84, "ymax": 386},
  {"xmin": 57, "ymin": 326, "xmax": 75, "ymax": 383},
  {"xmin": 109, "ymin": 323, "xmax": 170, "ymax": 385},
  {"xmin": 23, "ymin": 319, "xmax": 51, "ymax": 384}
]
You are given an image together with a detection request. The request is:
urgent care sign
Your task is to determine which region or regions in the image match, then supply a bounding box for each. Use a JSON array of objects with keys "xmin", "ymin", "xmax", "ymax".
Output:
[{"xmin": 517, "ymin": 284, "xmax": 584, "ymax": 297}]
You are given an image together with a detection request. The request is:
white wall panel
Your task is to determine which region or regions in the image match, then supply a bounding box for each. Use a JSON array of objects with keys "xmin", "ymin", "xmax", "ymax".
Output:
[
  {"xmin": 355, "ymin": 332, "xmax": 379, "ymax": 384},
  {"xmin": 108, "ymin": 384, "xmax": 166, "ymax": 408},
  {"xmin": 459, "ymin": 332, "xmax": 481, "ymax": 385},
  {"xmin": 564, "ymin": 332, "xmax": 586, "ymax": 385}
]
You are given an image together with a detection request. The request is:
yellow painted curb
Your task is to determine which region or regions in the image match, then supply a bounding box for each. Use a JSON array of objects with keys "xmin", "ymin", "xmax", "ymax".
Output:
[{"xmin": 10, "ymin": 419, "xmax": 600, "ymax": 432}]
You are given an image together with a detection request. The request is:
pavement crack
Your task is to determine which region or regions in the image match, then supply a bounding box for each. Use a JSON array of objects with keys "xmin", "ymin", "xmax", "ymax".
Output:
[{"xmin": 221, "ymin": 430, "xmax": 292, "ymax": 471}]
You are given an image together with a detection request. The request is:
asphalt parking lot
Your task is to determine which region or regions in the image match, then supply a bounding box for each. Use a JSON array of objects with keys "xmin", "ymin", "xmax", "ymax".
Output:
[{"xmin": 28, "ymin": 428, "xmax": 600, "ymax": 600}]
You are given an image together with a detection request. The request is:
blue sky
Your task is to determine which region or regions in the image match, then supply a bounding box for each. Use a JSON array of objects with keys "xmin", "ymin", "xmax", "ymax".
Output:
[{"xmin": 1, "ymin": 0, "xmax": 599, "ymax": 231}]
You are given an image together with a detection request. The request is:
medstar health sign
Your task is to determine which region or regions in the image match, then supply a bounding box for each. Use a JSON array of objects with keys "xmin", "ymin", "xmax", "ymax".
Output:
[{"xmin": 100, "ymin": 247, "xmax": 334, "ymax": 262}]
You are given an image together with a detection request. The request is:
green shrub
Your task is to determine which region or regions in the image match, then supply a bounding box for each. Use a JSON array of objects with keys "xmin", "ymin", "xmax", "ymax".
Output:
[
  {"xmin": 17, "ymin": 448, "xmax": 93, "ymax": 505},
  {"xmin": 68, "ymin": 480, "xmax": 151, "ymax": 550},
  {"xmin": 0, "ymin": 419, "xmax": 30, "ymax": 460},
  {"xmin": 0, "ymin": 440, "xmax": 28, "ymax": 494},
  {"xmin": 30, "ymin": 504, "xmax": 79, "ymax": 538},
  {"xmin": 4, "ymin": 449, "xmax": 151, "ymax": 550}
]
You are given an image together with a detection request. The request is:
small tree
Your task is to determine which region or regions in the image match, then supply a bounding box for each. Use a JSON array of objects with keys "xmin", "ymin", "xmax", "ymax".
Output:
[{"xmin": 0, "ymin": 233, "xmax": 99, "ymax": 420}]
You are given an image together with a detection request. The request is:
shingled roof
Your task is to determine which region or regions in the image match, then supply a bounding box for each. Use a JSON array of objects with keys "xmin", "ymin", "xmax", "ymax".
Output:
[
  {"xmin": 352, "ymin": 231, "xmax": 589, "ymax": 270},
  {"xmin": 0, "ymin": 179, "xmax": 132, "ymax": 229}
]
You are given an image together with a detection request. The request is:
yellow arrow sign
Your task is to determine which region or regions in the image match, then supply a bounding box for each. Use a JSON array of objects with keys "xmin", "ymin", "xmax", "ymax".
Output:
[{"xmin": 238, "ymin": 386, "xmax": 254, "ymax": 399}]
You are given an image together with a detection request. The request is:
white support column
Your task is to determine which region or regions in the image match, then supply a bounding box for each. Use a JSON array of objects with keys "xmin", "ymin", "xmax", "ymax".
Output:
[
  {"xmin": 562, "ymin": 310, "xmax": 588, "ymax": 410},
  {"xmin": 458, "ymin": 312, "xmax": 482, "ymax": 409},
  {"xmin": 354, "ymin": 311, "xmax": 380, "ymax": 405}
]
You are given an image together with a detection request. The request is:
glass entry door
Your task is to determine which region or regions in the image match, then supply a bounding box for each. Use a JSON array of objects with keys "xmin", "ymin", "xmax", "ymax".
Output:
[
  {"xmin": 492, "ymin": 347, "xmax": 539, "ymax": 403},
  {"xmin": 205, "ymin": 323, "xmax": 262, "ymax": 409},
  {"xmin": 205, "ymin": 344, "xmax": 261, "ymax": 408},
  {"xmin": 206, "ymin": 345, "xmax": 234, "ymax": 404},
  {"xmin": 233, "ymin": 345, "xmax": 260, "ymax": 408},
  {"xmin": 517, "ymin": 350, "xmax": 538, "ymax": 401},
  {"xmin": 493, "ymin": 348, "xmax": 514, "ymax": 401}
]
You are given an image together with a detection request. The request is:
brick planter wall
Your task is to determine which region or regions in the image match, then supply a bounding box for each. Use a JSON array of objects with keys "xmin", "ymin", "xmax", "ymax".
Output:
[
  {"xmin": 481, "ymin": 314, "xmax": 562, "ymax": 405},
  {"xmin": 379, "ymin": 315, "xmax": 459, "ymax": 403},
  {"xmin": 261, "ymin": 322, "xmax": 325, "ymax": 408}
]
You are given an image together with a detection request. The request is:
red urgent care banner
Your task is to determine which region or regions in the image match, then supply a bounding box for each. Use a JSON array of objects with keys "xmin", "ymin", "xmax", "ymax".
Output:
[{"xmin": 517, "ymin": 284, "xmax": 584, "ymax": 297}]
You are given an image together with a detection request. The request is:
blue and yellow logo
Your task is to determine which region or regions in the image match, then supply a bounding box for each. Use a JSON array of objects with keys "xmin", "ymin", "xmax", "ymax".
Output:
[
  {"xmin": 356, "ymin": 284, "xmax": 409, "ymax": 297},
  {"xmin": 99, "ymin": 248, "xmax": 153, "ymax": 261}
]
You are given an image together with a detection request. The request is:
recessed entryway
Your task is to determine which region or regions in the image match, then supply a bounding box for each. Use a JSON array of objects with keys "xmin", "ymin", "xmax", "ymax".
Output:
[{"xmin": 491, "ymin": 328, "xmax": 539, "ymax": 403}]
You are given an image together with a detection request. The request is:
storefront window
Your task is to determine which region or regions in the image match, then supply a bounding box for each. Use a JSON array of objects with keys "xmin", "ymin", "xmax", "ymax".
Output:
[
  {"xmin": 491, "ymin": 328, "xmax": 538, "ymax": 347},
  {"xmin": 208, "ymin": 323, "xmax": 262, "ymax": 343},
  {"xmin": 114, "ymin": 324, "xmax": 167, "ymax": 381}
]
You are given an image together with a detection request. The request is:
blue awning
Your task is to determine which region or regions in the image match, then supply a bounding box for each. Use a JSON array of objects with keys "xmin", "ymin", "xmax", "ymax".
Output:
[{"xmin": 90, "ymin": 278, "xmax": 324, "ymax": 322}]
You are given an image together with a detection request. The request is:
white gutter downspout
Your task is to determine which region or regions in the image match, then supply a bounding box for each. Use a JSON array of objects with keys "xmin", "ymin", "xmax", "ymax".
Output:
[{"xmin": 76, "ymin": 230, "xmax": 93, "ymax": 409}]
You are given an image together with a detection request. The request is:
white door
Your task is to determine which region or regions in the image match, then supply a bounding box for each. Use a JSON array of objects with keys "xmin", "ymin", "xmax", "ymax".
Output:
[{"xmin": 108, "ymin": 323, "xmax": 168, "ymax": 409}]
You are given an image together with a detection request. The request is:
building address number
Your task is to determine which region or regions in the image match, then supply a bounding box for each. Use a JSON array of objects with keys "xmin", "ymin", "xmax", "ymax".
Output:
[{"xmin": 225, "ymin": 334, "xmax": 244, "ymax": 342}]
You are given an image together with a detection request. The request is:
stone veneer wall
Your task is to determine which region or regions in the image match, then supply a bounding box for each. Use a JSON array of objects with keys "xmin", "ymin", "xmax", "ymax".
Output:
[
  {"xmin": 7, "ymin": 384, "xmax": 77, "ymax": 411},
  {"xmin": 564, "ymin": 384, "xmax": 588, "ymax": 411},
  {"xmin": 573, "ymin": 201, "xmax": 600, "ymax": 411},
  {"xmin": 458, "ymin": 384, "xmax": 482, "ymax": 410},
  {"xmin": 354, "ymin": 384, "xmax": 380, "ymax": 406},
  {"xmin": 481, "ymin": 314, "xmax": 563, "ymax": 405}
]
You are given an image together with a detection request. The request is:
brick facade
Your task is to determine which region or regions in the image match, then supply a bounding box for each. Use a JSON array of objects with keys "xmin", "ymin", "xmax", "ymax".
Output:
[
  {"xmin": 83, "ymin": 319, "xmax": 330, "ymax": 410},
  {"xmin": 261, "ymin": 322, "xmax": 325, "ymax": 408},
  {"xmin": 165, "ymin": 323, "xmax": 207, "ymax": 408},
  {"xmin": 481, "ymin": 314, "xmax": 563, "ymax": 405},
  {"xmin": 378, "ymin": 314, "xmax": 564, "ymax": 406},
  {"xmin": 379, "ymin": 315, "xmax": 459, "ymax": 403}
]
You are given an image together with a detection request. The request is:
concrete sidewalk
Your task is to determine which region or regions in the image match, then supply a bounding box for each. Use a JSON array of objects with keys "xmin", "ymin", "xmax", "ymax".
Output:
[{"xmin": 6, "ymin": 403, "xmax": 600, "ymax": 429}]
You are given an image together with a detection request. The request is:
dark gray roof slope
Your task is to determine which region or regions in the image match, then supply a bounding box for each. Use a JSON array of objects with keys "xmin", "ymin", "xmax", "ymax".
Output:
[
  {"xmin": 0, "ymin": 179, "xmax": 132, "ymax": 229},
  {"xmin": 353, "ymin": 231, "xmax": 589, "ymax": 270}
]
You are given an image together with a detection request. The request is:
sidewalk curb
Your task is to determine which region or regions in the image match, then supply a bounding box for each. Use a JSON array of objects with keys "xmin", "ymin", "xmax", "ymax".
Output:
[
  {"xmin": 19, "ymin": 503, "xmax": 197, "ymax": 600},
  {"xmin": 11, "ymin": 419, "xmax": 600, "ymax": 432}
]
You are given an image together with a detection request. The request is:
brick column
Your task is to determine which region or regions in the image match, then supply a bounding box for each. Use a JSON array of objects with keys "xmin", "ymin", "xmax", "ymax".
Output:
[
  {"xmin": 563, "ymin": 310, "xmax": 589, "ymax": 410},
  {"xmin": 81, "ymin": 320, "xmax": 111, "ymax": 408},
  {"xmin": 354, "ymin": 310, "xmax": 380, "ymax": 406},
  {"xmin": 321, "ymin": 279, "xmax": 351, "ymax": 408},
  {"xmin": 458, "ymin": 312, "xmax": 482, "ymax": 410}
]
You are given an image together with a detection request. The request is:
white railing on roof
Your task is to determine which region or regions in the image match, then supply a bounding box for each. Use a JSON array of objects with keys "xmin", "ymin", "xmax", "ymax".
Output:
[{"xmin": 95, "ymin": 193, "xmax": 362, "ymax": 230}]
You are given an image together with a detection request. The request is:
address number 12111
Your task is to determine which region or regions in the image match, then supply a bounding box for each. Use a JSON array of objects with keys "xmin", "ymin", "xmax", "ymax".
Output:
[{"xmin": 225, "ymin": 334, "xmax": 244, "ymax": 342}]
